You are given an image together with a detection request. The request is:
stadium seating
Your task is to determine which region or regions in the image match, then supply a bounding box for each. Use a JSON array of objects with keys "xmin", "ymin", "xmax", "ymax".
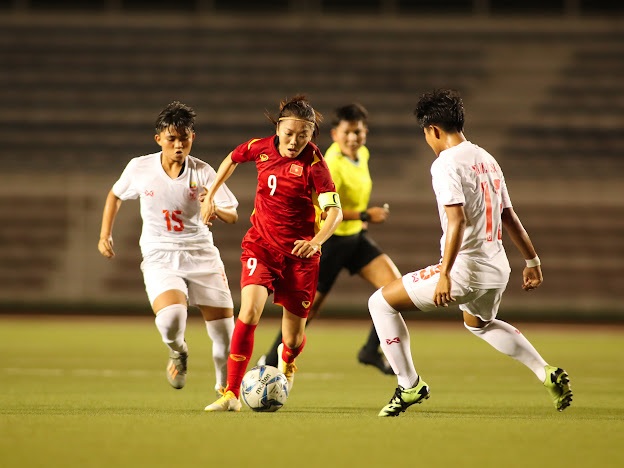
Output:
[
  {"xmin": 0, "ymin": 15, "xmax": 622, "ymax": 317},
  {"xmin": 0, "ymin": 196, "xmax": 69, "ymax": 293},
  {"xmin": 500, "ymin": 45, "xmax": 624, "ymax": 180}
]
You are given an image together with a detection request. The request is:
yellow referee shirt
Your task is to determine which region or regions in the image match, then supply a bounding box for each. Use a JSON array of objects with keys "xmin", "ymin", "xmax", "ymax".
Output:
[{"xmin": 325, "ymin": 142, "xmax": 373, "ymax": 236}]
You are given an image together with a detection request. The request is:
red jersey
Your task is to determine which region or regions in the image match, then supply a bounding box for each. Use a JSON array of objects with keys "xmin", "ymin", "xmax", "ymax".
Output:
[{"xmin": 231, "ymin": 136, "xmax": 335, "ymax": 258}]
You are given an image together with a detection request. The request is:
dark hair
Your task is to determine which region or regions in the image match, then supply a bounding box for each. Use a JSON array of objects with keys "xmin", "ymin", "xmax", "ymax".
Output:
[
  {"xmin": 330, "ymin": 103, "xmax": 368, "ymax": 128},
  {"xmin": 414, "ymin": 89, "xmax": 464, "ymax": 133},
  {"xmin": 266, "ymin": 94, "xmax": 323, "ymax": 138},
  {"xmin": 155, "ymin": 101, "xmax": 197, "ymax": 134}
]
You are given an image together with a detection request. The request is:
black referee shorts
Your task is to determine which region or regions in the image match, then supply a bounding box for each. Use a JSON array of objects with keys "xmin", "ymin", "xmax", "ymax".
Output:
[{"xmin": 317, "ymin": 231, "xmax": 383, "ymax": 294}]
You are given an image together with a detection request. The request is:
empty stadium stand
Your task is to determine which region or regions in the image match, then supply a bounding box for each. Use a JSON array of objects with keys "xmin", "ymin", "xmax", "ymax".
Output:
[
  {"xmin": 0, "ymin": 14, "xmax": 621, "ymax": 318},
  {"xmin": 0, "ymin": 195, "xmax": 69, "ymax": 292},
  {"xmin": 500, "ymin": 42, "xmax": 624, "ymax": 180}
]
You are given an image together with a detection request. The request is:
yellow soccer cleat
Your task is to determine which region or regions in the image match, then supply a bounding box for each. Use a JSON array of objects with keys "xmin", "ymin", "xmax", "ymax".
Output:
[
  {"xmin": 277, "ymin": 343, "xmax": 297, "ymax": 392},
  {"xmin": 379, "ymin": 379, "xmax": 430, "ymax": 417},
  {"xmin": 543, "ymin": 365, "xmax": 573, "ymax": 411},
  {"xmin": 204, "ymin": 390, "xmax": 242, "ymax": 412}
]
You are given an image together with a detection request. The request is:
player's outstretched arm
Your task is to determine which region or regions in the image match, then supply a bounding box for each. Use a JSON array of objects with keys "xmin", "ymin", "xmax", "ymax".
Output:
[
  {"xmin": 214, "ymin": 205, "xmax": 238, "ymax": 224},
  {"xmin": 501, "ymin": 207, "xmax": 543, "ymax": 291},
  {"xmin": 201, "ymin": 153, "xmax": 238, "ymax": 224},
  {"xmin": 98, "ymin": 190, "xmax": 122, "ymax": 259}
]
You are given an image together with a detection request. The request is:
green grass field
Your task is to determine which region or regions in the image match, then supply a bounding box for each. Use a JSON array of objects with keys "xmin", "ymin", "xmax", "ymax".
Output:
[{"xmin": 1, "ymin": 315, "xmax": 622, "ymax": 468}]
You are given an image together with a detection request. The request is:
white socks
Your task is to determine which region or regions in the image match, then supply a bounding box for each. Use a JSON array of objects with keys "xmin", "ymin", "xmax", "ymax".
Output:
[
  {"xmin": 205, "ymin": 316, "xmax": 235, "ymax": 390},
  {"xmin": 368, "ymin": 290, "xmax": 419, "ymax": 389},
  {"xmin": 465, "ymin": 319, "xmax": 548, "ymax": 381},
  {"xmin": 154, "ymin": 304, "xmax": 188, "ymax": 354},
  {"xmin": 155, "ymin": 306, "xmax": 234, "ymax": 390},
  {"xmin": 368, "ymin": 287, "xmax": 550, "ymax": 388}
]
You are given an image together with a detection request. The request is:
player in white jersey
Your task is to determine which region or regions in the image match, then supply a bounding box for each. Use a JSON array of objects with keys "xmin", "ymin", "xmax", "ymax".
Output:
[
  {"xmin": 368, "ymin": 89, "xmax": 572, "ymax": 416},
  {"xmin": 98, "ymin": 101, "xmax": 239, "ymax": 395}
]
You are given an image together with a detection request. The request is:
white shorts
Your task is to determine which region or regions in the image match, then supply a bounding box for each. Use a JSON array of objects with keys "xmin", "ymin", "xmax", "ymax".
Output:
[
  {"xmin": 140, "ymin": 247, "xmax": 234, "ymax": 308},
  {"xmin": 401, "ymin": 263, "xmax": 507, "ymax": 321}
]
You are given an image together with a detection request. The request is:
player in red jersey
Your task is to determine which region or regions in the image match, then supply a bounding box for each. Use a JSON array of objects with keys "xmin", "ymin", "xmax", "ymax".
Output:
[{"xmin": 203, "ymin": 95, "xmax": 343, "ymax": 412}]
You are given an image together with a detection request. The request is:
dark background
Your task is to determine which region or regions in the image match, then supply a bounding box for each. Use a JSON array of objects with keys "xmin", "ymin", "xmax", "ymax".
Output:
[{"xmin": 0, "ymin": 1, "xmax": 622, "ymax": 321}]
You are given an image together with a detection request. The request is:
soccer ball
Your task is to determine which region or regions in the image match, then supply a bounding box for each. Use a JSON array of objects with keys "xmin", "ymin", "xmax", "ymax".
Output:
[{"xmin": 241, "ymin": 365, "xmax": 289, "ymax": 412}]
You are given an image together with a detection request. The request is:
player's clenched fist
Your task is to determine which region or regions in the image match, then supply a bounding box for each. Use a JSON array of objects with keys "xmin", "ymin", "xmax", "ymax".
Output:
[{"xmin": 98, "ymin": 236, "xmax": 115, "ymax": 258}]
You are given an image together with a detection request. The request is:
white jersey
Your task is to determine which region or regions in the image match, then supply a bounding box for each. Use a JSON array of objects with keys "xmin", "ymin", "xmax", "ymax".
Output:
[
  {"xmin": 431, "ymin": 141, "xmax": 511, "ymax": 288},
  {"xmin": 113, "ymin": 152, "xmax": 238, "ymax": 256}
]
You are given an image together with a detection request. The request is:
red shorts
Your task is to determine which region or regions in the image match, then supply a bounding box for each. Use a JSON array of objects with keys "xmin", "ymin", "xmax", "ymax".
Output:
[{"xmin": 240, "ymin": 227, "xmax": 319, "ymax": 318}]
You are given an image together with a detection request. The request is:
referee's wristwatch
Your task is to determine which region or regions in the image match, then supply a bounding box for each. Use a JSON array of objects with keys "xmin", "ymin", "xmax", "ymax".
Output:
[{"xmin": 359, "ymin": 211, "xmax": 371, "ymax": 222}]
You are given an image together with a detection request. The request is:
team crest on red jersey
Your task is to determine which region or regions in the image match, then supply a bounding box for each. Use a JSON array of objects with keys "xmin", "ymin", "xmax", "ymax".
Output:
[
  {"xmin": 289, "ymin": 164, "xmax": 303, "ymax": 176},
  {"xmin": 302, "ymin": 301, "xmax": 311, "ymax": 308},
  {"xmin": 259, "ymin": 154, "xmax": 269, "ymax": 162}
]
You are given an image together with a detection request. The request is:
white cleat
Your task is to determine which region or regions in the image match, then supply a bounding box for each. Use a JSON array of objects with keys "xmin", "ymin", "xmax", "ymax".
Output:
[{"xmin": 166, "ymin": 351, "xmax": 188, "ymax": 389}]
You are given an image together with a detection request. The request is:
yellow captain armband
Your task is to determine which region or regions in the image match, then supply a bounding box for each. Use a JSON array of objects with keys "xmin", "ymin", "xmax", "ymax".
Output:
[{"xmin": 318, "ymin": 191, "xmax": 341, "ymax": 211}]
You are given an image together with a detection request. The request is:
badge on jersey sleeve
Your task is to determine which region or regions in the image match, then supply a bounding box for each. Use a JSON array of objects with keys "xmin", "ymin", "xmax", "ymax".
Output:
[{"xmin": 289, "ymin": 164, "xmax": 303, "ymax": 176}]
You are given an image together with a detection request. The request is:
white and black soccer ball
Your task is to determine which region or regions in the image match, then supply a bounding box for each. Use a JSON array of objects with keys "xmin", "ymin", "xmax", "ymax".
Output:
[{"xmin": 241, "ymin": 365, "xmax": 289, "ymax": 412}]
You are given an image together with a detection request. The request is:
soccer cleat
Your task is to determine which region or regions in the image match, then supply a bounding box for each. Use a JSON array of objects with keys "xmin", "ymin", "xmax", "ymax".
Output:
[
  {"xmin": 277, "ymin": 343, "xmax": 297, "ymax": 392},
  {"xmin": 204, "ymin": 390, "xmax": 242, "ymax": 412},
  {"xmin": 378, "ymin": 379, "xmax": 430, "ymax": 417},
  {"xmin": 358, "ymin": 347, "xmax": 395, "ymax": 375},
  {"xmin": 166, "ymin": 350, "xmax": 188, "ymax": 389},
  {"xmin": 543, "ymin": 365, "xmax": 573, "ymax": 411},
  {"xmin": 215, "ymin": 385, "xmax": 226, "ymax": 398}
]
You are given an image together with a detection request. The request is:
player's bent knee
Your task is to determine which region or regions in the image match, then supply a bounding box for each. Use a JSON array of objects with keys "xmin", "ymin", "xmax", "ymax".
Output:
[
  {"xmin": 463, "ymin": 319, "xmax": 491, "ymax": 334},
  {"xmin": 282, "ymin": 331, "xmax": 305, "ymax": 350},
  {"xmin": 369, "ymin": 289, "xmax": 397, "ymax": 316},
  {"xmin": 462, "ymin": 310, "xmax": 488, "ymax": 328}
]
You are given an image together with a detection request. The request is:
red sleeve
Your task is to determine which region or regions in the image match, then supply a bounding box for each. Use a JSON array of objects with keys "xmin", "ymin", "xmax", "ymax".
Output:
[
  {"xmin": 231, "ymin": 138, "xmax": 262, "ymax": 164},
  {"xmin": 310, "ymin": 150, "xmax": 336, "ymax": 194}
]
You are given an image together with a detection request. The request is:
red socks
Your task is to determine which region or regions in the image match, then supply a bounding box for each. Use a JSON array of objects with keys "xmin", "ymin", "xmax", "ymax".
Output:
[
  {"xmin": 225, "ymin": 322, "xmax": 307, "ymax": 398},
  {"xmin": 281, "ymin": 335, "xmax": 307, "ymax": 363},
  {"xmin": 225, "ymin": 320, "xmax": 256, "ymax": 398}
]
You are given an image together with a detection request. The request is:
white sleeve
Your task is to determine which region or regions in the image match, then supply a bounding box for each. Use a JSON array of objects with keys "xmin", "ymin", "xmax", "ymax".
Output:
[
  {"xmin": 201, "ymin": 164, "xmax": 239, "ymax": 209},
  {"xmin": 496, "ymin": 161, "xmax": 513, "ymax": 209},
  {"xmin": 112, "ymin": 159, "xmax": 140, "ymax": 200},
  {"xmin": 500, "ymin": 176, "xmax": 512, "ymax": 209},
  {"xmin": 431, "ymin": 159, "xmax": 464, "ymax": 206}
]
